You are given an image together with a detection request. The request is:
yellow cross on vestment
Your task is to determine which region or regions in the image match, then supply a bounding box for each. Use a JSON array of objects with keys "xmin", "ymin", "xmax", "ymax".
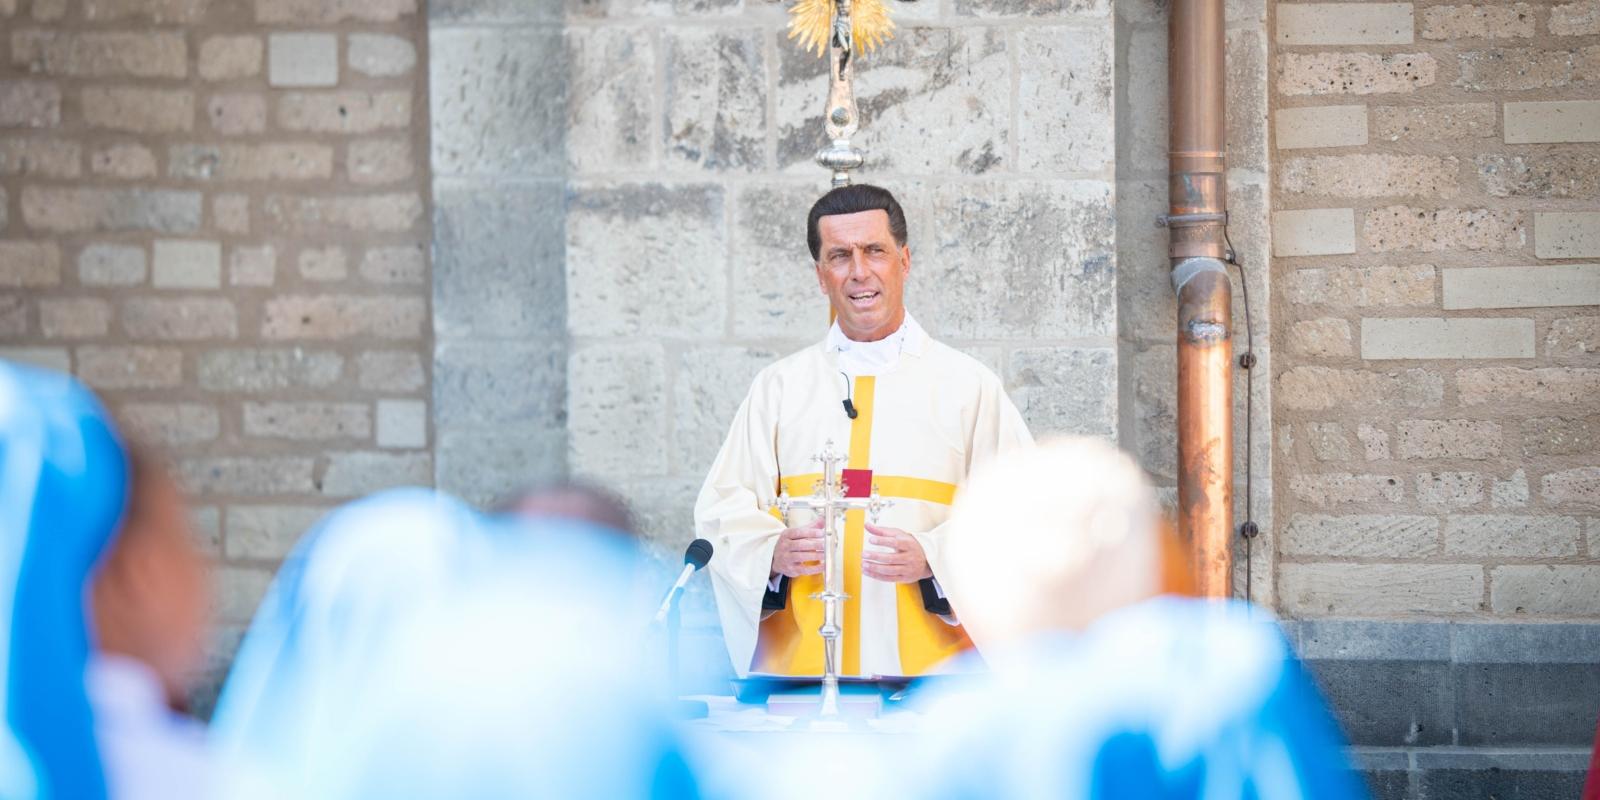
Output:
[{"xmin": 753, "ymin": 375, "xmax": 975, "ymax": 677}]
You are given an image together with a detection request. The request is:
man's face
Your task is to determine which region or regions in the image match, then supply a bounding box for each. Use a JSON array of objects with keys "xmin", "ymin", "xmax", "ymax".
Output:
[{"xmin": 815, "ymin": 209, "xmax": 910, "ymax": 342}]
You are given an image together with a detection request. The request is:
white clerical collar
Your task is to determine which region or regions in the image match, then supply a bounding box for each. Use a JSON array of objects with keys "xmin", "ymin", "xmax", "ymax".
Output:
[{"xmin": 826, "ymin": 312, "xmax": 926, "ymax": 376}]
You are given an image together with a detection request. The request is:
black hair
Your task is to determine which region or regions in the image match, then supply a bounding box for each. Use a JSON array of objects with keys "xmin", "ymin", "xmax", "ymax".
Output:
[{"xmin": 805, "ymin": 184, "xmax": 908, "ymax": 262}]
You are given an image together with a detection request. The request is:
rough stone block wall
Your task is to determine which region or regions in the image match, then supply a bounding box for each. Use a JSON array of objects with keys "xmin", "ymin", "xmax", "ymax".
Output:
[
  {"xmin": 426, "ymin": 1, "xmax": 1121, "ymax": 683},
  {"xmin": 0, "ymin": 0, "xmax": 433, "ymax": 707},
  {"xmin": 1271, "ymin": 0, "xmax": 1600, "ymax": 620}
]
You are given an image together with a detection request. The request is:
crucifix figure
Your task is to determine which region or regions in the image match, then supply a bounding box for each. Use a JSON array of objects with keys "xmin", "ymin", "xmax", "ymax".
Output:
[{"xmin": 770, "ymin": 439, "xmax": 889, "ymax": 716}]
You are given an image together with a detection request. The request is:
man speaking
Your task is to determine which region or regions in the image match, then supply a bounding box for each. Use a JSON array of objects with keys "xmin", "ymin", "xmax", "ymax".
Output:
[{"xmin": 693, "ymin": 185, "xmax": 1033, "ymax": 679}]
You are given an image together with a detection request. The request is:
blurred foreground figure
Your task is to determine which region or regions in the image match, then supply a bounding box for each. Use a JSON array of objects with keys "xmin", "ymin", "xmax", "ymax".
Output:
[
  {"xmin": 921, "ymin": 437, "xmax": 1365, "ymax": 800},
  {"xmin": 88, "ymin": 447, "xmax": 213, "ymax": 800},
  {"xmin": 500, "ymin": 479, "xmax": 637, "ymax": 535},
  {"xmin": 0, "ymin": 363, "xmax": 128, "ymax": 800},
  {"xmin": 210, "ymin": 489, "xmax": 696, "ymax": 799}
]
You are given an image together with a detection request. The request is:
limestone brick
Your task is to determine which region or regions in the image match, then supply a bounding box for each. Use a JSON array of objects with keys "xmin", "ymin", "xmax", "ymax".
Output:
[
  {"xmin": 120, "ymin": 298, "xmax": 237, "ymax": 340},
  {"xmin": 11, "ymin": 31, "xmax": 187, "ymax": 78},
  {"xmin": 262, "ymin": 194, "xmax": 422, "ymax": 234},
  {"xmin": 1279, "ymin": 367, "xmax": 1444, "ymax": 410},
  {"xmin": 1547, "ymin": 317, "xmax": 1600, "ymax": 357},
  {"xmin": 1506, "ymin": 101, "xmax": 1600, "ymax": 144},
  {"xmin": 1359, "ymin": 424, "xmax": 1392, "ymax": 461},
  {"xmin": 297, "ymin": 247, "xmax": 347, "ymax": 281},
  {"xmin": 117, "ymin": 403, "xmax": 220, "ymax": 446},
  {"xmin": 78, "ymin": 244, "xmax": 145, "ymax": 286},
  {"xmin": 1277, "ymin": 53, "xmax": 1436, "ymax": 95},
  {"xmin": 83, "ymin": 0, "xmax": 207, "ymax": 21},
  {"xmin": 1364, "ymin": 206, "xmax": 1524, "ymax": 252},
  {"xmin": 375, "ymin": 399, "xmax": 427, "ymax": 449},
  {"xmin": 179, "ymin": 457, "xmax": 316, "ymax": 496},
  {"xmin": 276, "ymin": 91, "xmax": 410, "ymax": 134},
  {"xmin": 225, "ymin": 505, "xmax": 326, "ymax": 560},
  {"xmin": 1550, "ymin": 0, "xmax": 1600, "ymax": 35},
  {"xmin": 169, "ymin": 144, "xmax": 333, "ymax": 182},
  {"xmin": 1279, "ymin": 154, "xmax": 1457, "ymax": 198},
  {"xmin": 1290, "ymin": 318, "xmax": 1354, "ymax": 357},
  {"xmin": 1479, "ymin": 152, "xmax": 1600, "ymax": 199},
  {"xmin": 243, "ymin": 403, "xmax": 371, "ymax": 441},
  {"xmin": 39, "ymin": 298, "xmax": 110, "ymax": 339},
  {"xmin": 1373, "ymin": 103, "xmax": 1496, "ymax": 141},
  {"xmin": 1361, "ymin": 318, "xmax": 1535, "ymax": 360},
  {"xmin": 229, "ymin": 246, "xmax": 275, "ymax": 287},
  {"xmin": 1459, "ymin": 367, "xmax": 1600, "ymax": 405},
  {"xmin": 1534, "ymin": 212, "xmax": 1600, "ymax": 258},
  {"xmin": 76, "ymin": 346, "xmax": 182, "ymax": 389},
  {"xmin": 81, "ymin": 87, "xmax": 193, "ymax": 134},
  {"xmin": 357, "ymin": 246, "xmax": 424, "ymax": 285},
  {"xmin": 1542, "ymin": 467, "xmax": 1600, "ymax": 510},
  {"xmin": 1447, "ymin": 515, "xmax": 1582, "ymax": 558},
  {"xmin": 1272, "ymin": 208, "xmax": 1355, "ymax": 257},
  {"xmin": 1277, "ymin": 3, "xmax": 1415, "ymax": 45},
  {"xmin": 1290, "ymin": 473, "xmax": 1404, "ymax": 507},
  {"xmin": 199, "ymin": 36, "xmax": 263, "ymax": 81},
  {"xmin": 1280, "ymin": 564, "xmax": 1483, "ymax": 615},
  {"xmin": 268, "ymin": 33, "xmax": 338, "ymax": 88},
  {"xmin": 213, "ymin": 195, "xmax": 250, "ymax": 234},
  {"xmin": 1416, "ymin": 472, "xmax": 1485, "ymax": 508},
  {"xmin": 90, "ymin": 143, "xmax": 157, "ymax": 180},
  {"xmin": 197, "ymin": 349, "xmax": 342, "ymax": 392},
  {"xmin": 0, "ymin": 138, "xmax": 80, "ymax": 177},
  {"xmin": 1286, "ymin": 264, "xmax": 1435, "ymax": 307},
  {"xmin": 254, "ymin": 0, "xmax": 416, "ymax": 23},
  {"xmin": 213, "ymin": 567, "xmax": 274, "ymax": 623},
  {"xmin": 1444, "ymin": 265, "xmax": 1600, "ymax": 310},
  {"xmin": 0, "ymin": 241, "xmax": 60, "ymax": 287},
  {"xmin": 348, "ymin": 34, "xmax": 416, "ymax": 77},
  {"xmin": 1306, "ymin": 422, "xmax": 1353, "ymax": 461},
  {"xmin": 1282, "ymin": 514, "xmax": 1439, "ymax": 558},
  {"xmin": 1275, "ymin": 105, "xmax": 1368, "ymax": 149},
  {"xmin": 22, "ymin": 188, "xmax": 202, "ymax": 233},
  {"xmin": 348, "ymin": 139, "xmax": 412, "ymax": 185},
  {"xmin": 0, "ymin": 348, "xmax": 69, "ymax": 372},
  {"xmin": 1421, "ymin": 4, "xmax": 1536, "ymax": 39},
  {"xmin": 1457, "ymin": 49, "xmax": 1573, "ymax": 91},
  {"xmin": 152, "ymin": 240, "xmax": 222, "ymax": 289},
  {"xmin": 357, "ymin": 351, "xmax": 424, "ymax": 392},
  {"xmin": 1492, "ymin": 566, "xmax": 1600, "ymax": 615},
  {"xmin": 1492, "ymin": 469, "xmax": 1529, "ymax": 508},
  {"xmin": 260, "ymin": 295, "xmax": 425, "ymax": 340},
  {"xmin": 207, "ymin": 94, "xmax": 267, "ymax": 136},
  {"xmin": 673, "ymin": 346, "xmax": 778, "ymax": 473},
  {"xmin": 1397, "ymin": 419, "xmax": 1502, "ymax": 460},
  {"xmin": 0, "ymin": 81, "xmax": 59, "ymax": 127},
  {"xmin": 433, "ymin": 182, "xmax": 563, "ymax": 340}
]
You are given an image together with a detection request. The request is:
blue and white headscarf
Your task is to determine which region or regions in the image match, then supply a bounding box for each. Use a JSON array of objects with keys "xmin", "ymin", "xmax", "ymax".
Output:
[
  {"xmin": 210, "ymin": 489, "xmax": 697, "ymax": 799},
  {"xmin": 0, "ymin": 362, "xmax": 129, "ymax": 800}
]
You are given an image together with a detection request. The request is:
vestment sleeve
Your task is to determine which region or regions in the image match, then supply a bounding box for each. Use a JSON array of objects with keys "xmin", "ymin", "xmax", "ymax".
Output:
[{"xmin": 693, "ymin": 371, "xmax": 787, "ymax": 676}]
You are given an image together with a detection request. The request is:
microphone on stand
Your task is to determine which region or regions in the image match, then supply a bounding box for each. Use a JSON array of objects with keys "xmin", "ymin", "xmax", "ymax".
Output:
[{"xmin": 653, "ymin": 538, "xmax": 713, "ymax": 625}]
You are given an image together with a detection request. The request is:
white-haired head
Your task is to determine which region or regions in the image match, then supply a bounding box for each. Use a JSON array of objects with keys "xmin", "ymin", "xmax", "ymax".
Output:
[{"xmin": 944, "ymin": 436, "xmax": 1163, "ymax": 656}]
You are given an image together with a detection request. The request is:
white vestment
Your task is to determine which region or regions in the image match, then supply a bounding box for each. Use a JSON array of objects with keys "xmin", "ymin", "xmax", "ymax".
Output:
[{"xmin": 694, "ymin": 314, "xmax": 1033, "ymax": 677}]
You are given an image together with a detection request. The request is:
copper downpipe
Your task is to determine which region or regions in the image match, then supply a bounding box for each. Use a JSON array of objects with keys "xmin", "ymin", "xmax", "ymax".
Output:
[{"xmin": 1169, "ymin": 0, "xmax": 1234, "ymax": 596}]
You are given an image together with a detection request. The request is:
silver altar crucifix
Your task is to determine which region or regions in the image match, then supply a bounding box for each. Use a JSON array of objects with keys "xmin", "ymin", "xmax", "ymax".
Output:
[{"xmin": 770, "ymin": 439, "xmax": 890, "ymax": 717}]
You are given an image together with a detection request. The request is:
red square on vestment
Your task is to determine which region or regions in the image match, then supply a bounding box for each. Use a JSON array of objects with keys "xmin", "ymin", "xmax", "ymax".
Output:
[{"xmin": 841, "ymin": 468, "xmax": 872, "ymax": 498}]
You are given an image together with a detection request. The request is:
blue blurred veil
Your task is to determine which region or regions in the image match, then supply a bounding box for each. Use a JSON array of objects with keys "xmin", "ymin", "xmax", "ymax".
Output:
[{"xmin": 0, "ymin": 362, "xmax": 129, "ymax": 800}]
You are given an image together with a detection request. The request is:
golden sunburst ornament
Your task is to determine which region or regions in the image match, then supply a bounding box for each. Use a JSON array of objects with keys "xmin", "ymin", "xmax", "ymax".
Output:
[{"xmin": 788, "ymin": 0, "xmax": 896, "ymax": 57}]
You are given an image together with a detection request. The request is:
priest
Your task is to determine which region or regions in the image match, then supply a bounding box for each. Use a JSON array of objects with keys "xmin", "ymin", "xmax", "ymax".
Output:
[{"xmin": 694, "ymin": 184, "xmax": 1033, "ymax": 679}]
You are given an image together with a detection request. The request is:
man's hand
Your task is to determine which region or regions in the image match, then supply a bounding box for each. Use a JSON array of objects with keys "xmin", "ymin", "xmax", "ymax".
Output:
[
  {"xmin": 863, "ymin": 524, "xmax": 933, "ymax": 583},
  {"xmin": 771, "ymin": 518, "xmax": 826, "ymax": 579}
]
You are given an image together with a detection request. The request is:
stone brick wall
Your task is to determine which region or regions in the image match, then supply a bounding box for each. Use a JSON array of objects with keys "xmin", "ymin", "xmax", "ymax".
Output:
[
  {"xmin": 0, "ymin": 0, "xmax": 432, "ymax": 704},
  {"xmin": 1271, "ymin": 0, "xmax": 1600, "ymax": 619},
  {"xmin": 427, "ymin": 1, "xmax": 1124, "ymax": 682}
]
